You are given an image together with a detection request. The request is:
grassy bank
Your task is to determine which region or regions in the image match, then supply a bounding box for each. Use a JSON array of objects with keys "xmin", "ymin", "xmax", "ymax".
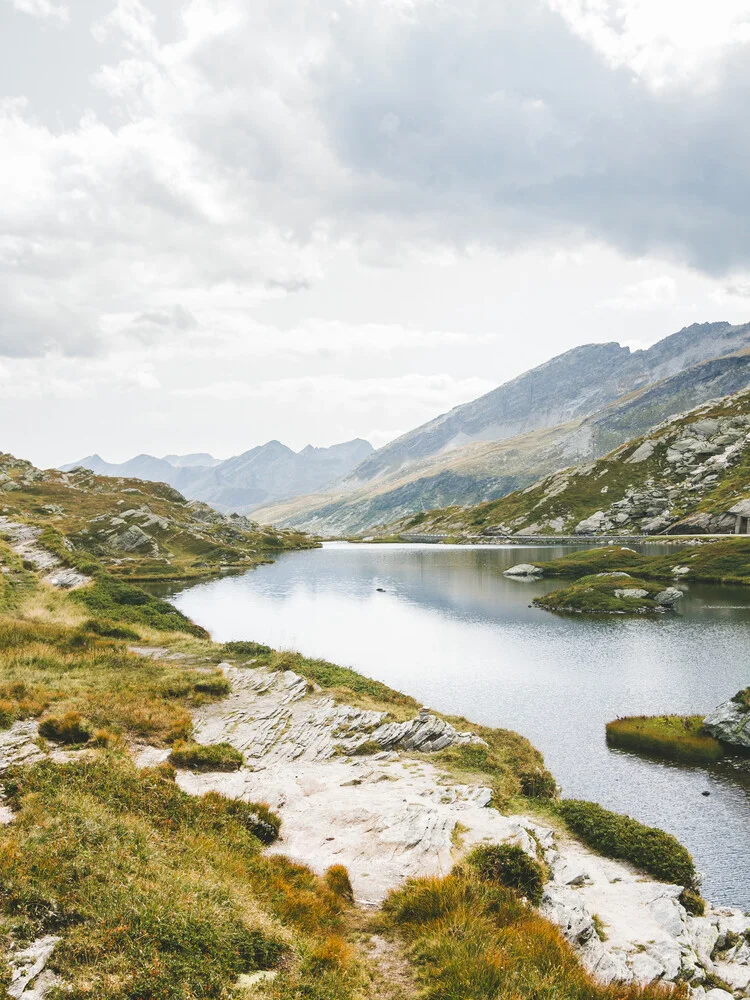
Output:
[
  {"xmin": 606, "ymin": 715, "xmax": 724, "ymax": 764},
  {"xmin": 529, "ymin": 540, "xmax": 750, "ymax": 586}
]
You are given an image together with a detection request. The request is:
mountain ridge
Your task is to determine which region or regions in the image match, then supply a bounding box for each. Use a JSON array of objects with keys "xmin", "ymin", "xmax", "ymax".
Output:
[
  {"xmin": 254, "ymin": 323, "xmax": 750, "ymax": 535},
  {"xmin": 62, "ymin": 438, "xmax": 374, "ymax": 514}
]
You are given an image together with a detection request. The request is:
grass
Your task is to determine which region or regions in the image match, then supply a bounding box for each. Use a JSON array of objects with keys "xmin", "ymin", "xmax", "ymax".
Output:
[
  {"xmin": 0, "ymin": 616, "xmax": 231, "ymax": 744},
  {"xmin": 533, "ymin": 575, "xmax": 667, "ymax": 614},
  {"xmin": 606, "ymin": 715, "xmax": 724, "ymax": 764},
  {"xmin": 168, "ymin": 740, "xmax": 245, "ymax": 772},
  {"xmin": 381, "ymin": 872, "xmax": 679, "ymax": 1000},
  {"xmin": 464, "ymin": 843, "xmax": 547, "ymax": 905},
  {"xmin": 0, "ymin": 754, "xmax": 359, "ymax": 999},
  {"xmin": 557, "ymin": 800, "xmax": 699, "ymax": 892},
  {"xmin": 530, "ymin": 539, "xmax": 750, "ymax": 587},
  {"xmin": 72, "ymin": 576, "xmax": 208, "ymax": 637}
]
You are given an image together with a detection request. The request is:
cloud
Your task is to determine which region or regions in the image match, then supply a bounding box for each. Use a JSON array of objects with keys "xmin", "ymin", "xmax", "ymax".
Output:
[
  {"xmin": 176, "ymin": 373, "xmax": 496, "ymax": 411},
  {"xmin": 2, "ymin": 0, "xmax": 750, "ymax": 369},
  {"xmin": 6, "ymin": 0, "xmax": 68, "ymax": 23},
  {"xmin": 598, "ymin": 275, "xmax": 678, "ymax": 310}
]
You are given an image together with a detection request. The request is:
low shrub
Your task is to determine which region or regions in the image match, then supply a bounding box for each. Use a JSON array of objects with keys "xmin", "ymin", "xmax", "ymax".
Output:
[
  {"xmin": 324, "ymin": 865, "xmax": 354, "ymax": 903},
  {"xmin": 38, "ymin": 710, "xmax": 92, "ymax": 744},
  {"xmin": 679, "ymin": 888, "xmax": 706, "ymax": 916},
  {"xmin": 0, "ymin": 756, "xmax": 345, "ymax": 998},
  {"xmin": 465, "ymin": 843, "xmax": 546, "ymax": 905},
  {"xmin": 558, "ymin": 799, "xmax": 699, "ymax": 891},
  {"xmin": 606, "ymin": 716, "xmax": 723, "ymax": 765},
  {"xmin": 73, "ymin": 575, "xmax": 207, "ymax": 637},
  {"xmin": 192, "ymin": 676, "xmax": 232, "ymax": 697},
  {"xmin": 169, "ymin": 741, "xmax": 244, "ymax": 772},
  {"xmin": 221, "ymin": 640, "xmax": 272, "ymax": 658}
]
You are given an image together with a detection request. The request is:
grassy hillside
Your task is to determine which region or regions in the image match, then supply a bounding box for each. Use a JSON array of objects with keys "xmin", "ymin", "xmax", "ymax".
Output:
[
  {"xmin": 0, "ymin": 452, "xmax": 316, "ymax": 581},
  {"xmin": 392, "ymin": 386, "xmax": 750, "ymax": 538}
]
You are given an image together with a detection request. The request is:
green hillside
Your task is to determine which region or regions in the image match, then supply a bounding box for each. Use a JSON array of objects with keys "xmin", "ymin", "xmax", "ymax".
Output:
[{"xmin": 0, "ymin": 453, "xmax": 316, "ymax": 581}]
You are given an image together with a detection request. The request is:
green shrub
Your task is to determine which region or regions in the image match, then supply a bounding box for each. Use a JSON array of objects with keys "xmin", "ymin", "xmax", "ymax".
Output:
[
  {"xmin": 324, "ymin": 865, "xmax": 354, "ymax": 903},
  {"xmin": 38, "ymin": 710, "xmax": 92, "ymax": 745},
  {"xmin": 169, "ymin": 741, "xmax": 244, "ymax": 772},
  {"xmin": 465, "ymin": 843, "xmax": 546, "ymax": 905},
  {"xmin": 221, "ymin": 640, "xmax": 272, "ymax": 658},
  {"xmin": 679, "ymin": 888, "xmax": 705, "ymax": 916},
  {"xmin": 558, "ymin": 799, "xmax": 699, "ymax": 890},
  {"xmin": 73, "ymin": 576, "xmax": 207, "ymax": 637},
  {"xmin": 382, "ymin": 873, "xmax": 672, "ymax": 1000}
]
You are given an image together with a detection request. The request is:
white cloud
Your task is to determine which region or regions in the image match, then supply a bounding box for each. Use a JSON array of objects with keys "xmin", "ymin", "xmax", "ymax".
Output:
[
  {"xmin": 598, "ymin": 275, "xmax": 678, "ymax": 310},
  {"xmin": 176, "ymin": 373, "xmax": 495, "ymax": 409},
  {"xmin": 6, "ymin": 0, "xmax": 68, "ymax": 23}
]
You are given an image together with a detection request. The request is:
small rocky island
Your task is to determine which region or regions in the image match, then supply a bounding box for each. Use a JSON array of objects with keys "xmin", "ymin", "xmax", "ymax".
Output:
[{"xmin": 530, "ymin": 572, "xmax": 683, "ymax": 615}]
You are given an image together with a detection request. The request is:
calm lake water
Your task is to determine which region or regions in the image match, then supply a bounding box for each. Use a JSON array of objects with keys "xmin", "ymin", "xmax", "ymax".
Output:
[{"xmin": 160, "ymin": 542, "xmax": 750, "ymax": 909}]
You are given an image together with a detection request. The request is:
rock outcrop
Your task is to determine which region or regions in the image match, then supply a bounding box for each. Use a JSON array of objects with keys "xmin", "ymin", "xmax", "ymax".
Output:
[{"xmin": 704, "ymin": 690, "xmax": 750, "ymax": 751}]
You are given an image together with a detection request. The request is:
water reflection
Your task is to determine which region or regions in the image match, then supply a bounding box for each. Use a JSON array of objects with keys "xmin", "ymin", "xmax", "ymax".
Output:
[{"xmin": 160, "ymin": 542, "xmax": 750, "ymax": 908}]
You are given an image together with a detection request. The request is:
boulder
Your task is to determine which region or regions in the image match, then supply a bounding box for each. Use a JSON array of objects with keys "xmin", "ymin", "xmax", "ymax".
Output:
[
  {"xmin": 575, "ymin": 511, "xmax": 611, "ymax": 534},
  {"xmin": 704, "ymin": 691, "xmax": 750, "ymax": 750},
  {"xmin": 614, "ymin": 588, "xmax": 649, "ymax": 599},
  {"xmin": 504, "ymin": 563, "xmax": 544, "ymax": 577},
  {"xmin": 654, "ymin": 588, "xmax": 683, "ymax": 607}
]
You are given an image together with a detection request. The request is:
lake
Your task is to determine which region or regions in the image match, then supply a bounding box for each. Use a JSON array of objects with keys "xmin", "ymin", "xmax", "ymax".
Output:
[{"xmin": 158, "ymin": 542, "xmax": 750, "ymax": 909}]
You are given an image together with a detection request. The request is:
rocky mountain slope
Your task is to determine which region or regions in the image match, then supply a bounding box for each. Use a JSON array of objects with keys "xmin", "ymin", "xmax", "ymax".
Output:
[
  {"xmin": 352, "ymin": 321, "xmax": 750, "ymax": 484},
  {"xmin": 393, "ymin": 386, "xmax": 750, "ymax": 538},
  {"xmin": 0, "ymin": 451, "xmax": 314, "ymax": 580},
  {"xmin": 63, "ymin": 438, "xmax": 374, "ymax": 514},
  {"xmin": 256, "ymin": 347, "xmax": 750, "ymax": 536}
]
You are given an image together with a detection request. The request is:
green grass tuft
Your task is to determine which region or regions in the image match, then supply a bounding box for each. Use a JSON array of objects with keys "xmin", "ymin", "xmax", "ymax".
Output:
[
  {"xmin": 168, "ymin": 741, "xmax": 244, "ymax": 772},
  {"xmin": 465, "ymin": 843, "xmax": 547, "ymax": 905},
  {"xmin": 606, "ymin": 715, "xmax": 723, "ymax": 764}
]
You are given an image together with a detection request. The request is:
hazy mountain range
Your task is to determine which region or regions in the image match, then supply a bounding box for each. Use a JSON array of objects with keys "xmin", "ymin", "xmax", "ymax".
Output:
[
  {"xmin": 252, "ymin": 320, "xmax": 750, "ymax": 534},
  {"xmin": 64, "ymin": 320, "xmax": 750, "ymax": 535},
  {"xmin": 61, "ymin": 439, "xmax": 374, "ymax": 513}
]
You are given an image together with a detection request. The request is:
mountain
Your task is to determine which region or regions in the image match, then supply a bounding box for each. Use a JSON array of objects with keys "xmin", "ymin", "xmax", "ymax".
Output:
[
  {"xmin": 391, "ymin": 384, "xmax": 750, "ymax": 538},
  {"xmin": 351, "ymin": 321, "xmax": 750, "ymax": 484},
  {"xmin": 255, "ymin": 322, "xmax": 750, "ymax": 535},
  {"xmin": 62, "ymin": 438, "xmax": 374, "ymax": 514},
  {"xmin": 162, "ymin": 452, "xmax": 220, "ymax": 468}
]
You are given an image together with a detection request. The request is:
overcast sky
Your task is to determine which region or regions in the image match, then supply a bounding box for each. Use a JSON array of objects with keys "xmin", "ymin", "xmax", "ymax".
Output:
[{"xmin": 2, "ymin": 0, "xmax": 750, "ymax": 468}]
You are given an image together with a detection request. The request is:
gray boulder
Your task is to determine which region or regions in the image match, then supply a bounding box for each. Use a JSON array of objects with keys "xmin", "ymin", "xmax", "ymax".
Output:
[
  {"xmin": 504, "ymin": 563, "xmax": 544, "ymax": 577},
  {"xmin": 704, "ymin": 690, "xmax": 750, "ymax": 750},
  {"xmin": 654, "ymin": 587, "xmax": 683, "ymax": 607}
]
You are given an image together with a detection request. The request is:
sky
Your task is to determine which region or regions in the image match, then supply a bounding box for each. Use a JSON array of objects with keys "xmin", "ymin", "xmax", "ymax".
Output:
[{"xmin": 2, "ymin": 0, "xmax": 750, "ymax": 468}]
